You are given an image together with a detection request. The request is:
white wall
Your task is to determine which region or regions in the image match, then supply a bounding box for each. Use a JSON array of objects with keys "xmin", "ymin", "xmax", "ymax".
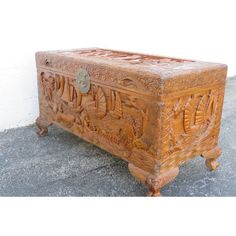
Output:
[{"xmin": 0, "ymin": 0, "xmax": 235, "ymax": 131}]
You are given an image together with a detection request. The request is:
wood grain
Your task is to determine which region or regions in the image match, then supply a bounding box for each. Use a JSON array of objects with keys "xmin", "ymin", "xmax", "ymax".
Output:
[{"xmin": 35, "ymin": 48, "xmax": 227, "ymax": 196}]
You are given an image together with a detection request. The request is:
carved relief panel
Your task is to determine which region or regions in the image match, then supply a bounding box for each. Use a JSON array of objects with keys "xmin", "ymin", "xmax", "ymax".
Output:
[
  {"xmin": 35, "ymin": 48, "xmax": 227, "ymax": 196},
  {"xmin": 38, "ymin": 70, "xmax": 160, "ymax": 163},
  {"xmin": 160, "ymin": 87, "xmax": 224, "ymax": 171}
]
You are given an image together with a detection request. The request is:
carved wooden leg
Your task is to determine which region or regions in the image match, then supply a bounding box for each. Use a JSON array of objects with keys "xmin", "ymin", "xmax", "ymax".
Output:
[
  {"xmin": 128, "ymin": 163, "xmax": 179, "ymax": 196},
  {"xmin": 36, "ymin": 116, "xmax": 52, "ymax": 137},
  {"xmin": 201, "ymin": 146, "xmax": 222, "ymax": 171}
]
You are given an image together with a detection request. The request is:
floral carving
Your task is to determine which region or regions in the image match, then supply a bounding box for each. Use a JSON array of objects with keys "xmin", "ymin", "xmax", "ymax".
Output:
[{"xmin": 36, "ymin": 53, "xmax": 162, "ymax": 95}]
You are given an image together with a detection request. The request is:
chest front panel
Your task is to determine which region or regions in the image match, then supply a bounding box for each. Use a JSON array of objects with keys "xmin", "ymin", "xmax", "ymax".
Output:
[{"xmin": 37, "ymin": 69, "xmax": 161, "ymax": 172}]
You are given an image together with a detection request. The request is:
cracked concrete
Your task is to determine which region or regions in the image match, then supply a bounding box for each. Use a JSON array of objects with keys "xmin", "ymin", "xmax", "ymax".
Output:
[{"xmin": 0, "ymin": 77, "xmax": 235, "ymax": 196}]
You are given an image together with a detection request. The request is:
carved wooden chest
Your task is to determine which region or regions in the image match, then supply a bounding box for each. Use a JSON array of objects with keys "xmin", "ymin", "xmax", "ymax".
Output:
[{"xmin": 35, "ymin": 48, "xmax": 227, "ymax": 196}]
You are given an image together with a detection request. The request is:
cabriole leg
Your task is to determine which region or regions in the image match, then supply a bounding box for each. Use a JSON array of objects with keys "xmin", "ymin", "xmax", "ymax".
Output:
[
  {"xmin": 35, "ymin": 116, "xmax": 52, "ymax": 137},
  {"xmin": 201, "ymin": 146, "xmax": 222, "ymax": 171}
]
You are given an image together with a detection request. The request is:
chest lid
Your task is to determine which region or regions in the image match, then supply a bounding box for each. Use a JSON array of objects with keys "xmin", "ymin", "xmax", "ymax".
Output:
[
  {"xmin": 37, "ymin": 48, "xmax": 226, "ymax": 77},
  {"xmin": 36, "ymin": 48, "xmax": 227, "ymax": 96}
]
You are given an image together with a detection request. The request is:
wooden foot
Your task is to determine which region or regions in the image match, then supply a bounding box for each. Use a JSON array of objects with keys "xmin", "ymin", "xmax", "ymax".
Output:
[
  {"xmin": 128, "ymin": 163, "xmax": 179, "ymax": 196},
  {"xmin": 36, "ymin": 116, "xmax": 52, "ymax": 137},
  {"xmin": 201, "ymin": 146, "xmax": 221, "ymax": 171},
  {"xmin": 205, "ymin": 159, "xmax": 220, "ymax": 171}
]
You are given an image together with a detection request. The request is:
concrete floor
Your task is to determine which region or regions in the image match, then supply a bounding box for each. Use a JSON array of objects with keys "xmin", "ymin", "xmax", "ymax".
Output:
[{"xmin": 0, "ymin": 77, "xmax": 235, "ymax": 196}]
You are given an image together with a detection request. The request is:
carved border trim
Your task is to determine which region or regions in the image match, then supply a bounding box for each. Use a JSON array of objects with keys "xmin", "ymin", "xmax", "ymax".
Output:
[
  {"xmin": 161, "ymin": 83, "xmax": 225, "ymax": 100},
  {"xmin": 37, "ymin": 67, "xmax": 161, "ymax": 99}
]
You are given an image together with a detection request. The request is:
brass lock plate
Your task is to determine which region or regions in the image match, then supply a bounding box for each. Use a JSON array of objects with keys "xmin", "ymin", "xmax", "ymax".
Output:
[{"xmin": 76, "ymin": 69, "xmax": 91, "ymax": 94}]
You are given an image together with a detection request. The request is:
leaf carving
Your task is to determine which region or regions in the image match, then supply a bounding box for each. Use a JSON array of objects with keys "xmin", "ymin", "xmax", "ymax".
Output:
[{"xmin": 121, "ymin": 78, "xmax": 137, "ymax": 88}]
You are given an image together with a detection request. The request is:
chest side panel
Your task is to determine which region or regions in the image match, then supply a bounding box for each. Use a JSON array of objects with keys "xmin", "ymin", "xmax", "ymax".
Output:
[{"xmin": 159, "ymin": 68, "xmax": 227, "ymax": 172}]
